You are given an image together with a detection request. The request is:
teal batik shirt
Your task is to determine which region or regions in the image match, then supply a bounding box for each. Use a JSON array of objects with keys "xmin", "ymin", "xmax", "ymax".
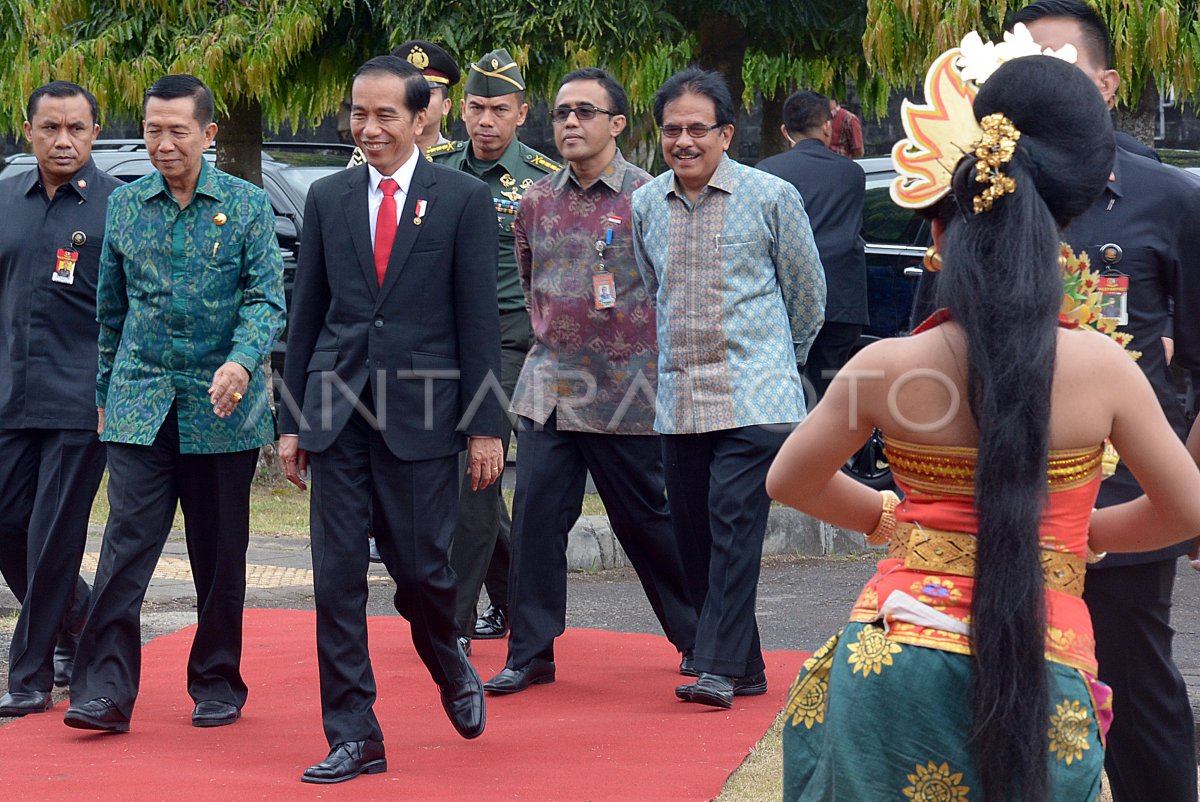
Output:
[{"xmin": 96, "ymin": 160, "xmax": 285, "ymax": 453}]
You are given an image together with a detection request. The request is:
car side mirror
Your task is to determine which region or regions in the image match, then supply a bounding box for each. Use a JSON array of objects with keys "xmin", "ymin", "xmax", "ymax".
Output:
[{"xmin": 275, "ymin": 215, "xmax": 298, "ymax": 240}]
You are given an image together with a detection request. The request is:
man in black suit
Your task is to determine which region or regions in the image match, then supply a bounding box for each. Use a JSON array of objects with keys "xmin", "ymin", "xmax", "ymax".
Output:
[
  {"xmin": 278, "ymin": 55, "xmax": 505, "ymax": 785},
  {"xmin": 757, "ymin": 90, "xmax": 867, "ymax": 402},
  {"xmin": 0, "ymin": 82, "xmax": 120, "ymax": 717}
]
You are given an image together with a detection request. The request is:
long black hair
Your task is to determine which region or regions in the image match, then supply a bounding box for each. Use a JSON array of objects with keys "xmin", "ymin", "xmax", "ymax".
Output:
[{"xmin": 934, "ymin": 55, "xmax": 1114, "ymax": 802}]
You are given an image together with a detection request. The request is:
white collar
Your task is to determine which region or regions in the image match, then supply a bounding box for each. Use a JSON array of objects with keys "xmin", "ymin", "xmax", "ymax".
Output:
[{"xmin": 367, "ymin": 146, "xmax": 421, "ymax": 194}]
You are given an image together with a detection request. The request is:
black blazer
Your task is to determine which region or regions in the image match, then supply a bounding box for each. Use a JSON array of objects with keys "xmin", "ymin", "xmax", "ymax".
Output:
[
  {"xmin": 280, "ymin": 157, "xmax": 504, "ymax": 459},
  {"xmin": 757, "ymin": 139, "xmax": 868, "ymax": 326}
]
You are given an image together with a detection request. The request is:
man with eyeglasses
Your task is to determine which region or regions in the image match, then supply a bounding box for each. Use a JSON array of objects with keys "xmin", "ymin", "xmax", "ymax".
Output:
[
  {"xmin": 482, "ymin": 68, "xmax": 698, "ymax": 695},
  {"xmin": 631, "ymin": 67, "xmax": 825, "ymax": 709},
  {"xmin": 429, "ymin": 48, "xmax": 561, "ymax": 657}
]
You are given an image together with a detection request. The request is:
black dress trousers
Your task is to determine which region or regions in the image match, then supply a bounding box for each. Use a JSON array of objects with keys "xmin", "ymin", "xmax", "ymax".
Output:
[
  {"xmin": 309, "ymin": 398, "xmax": 466, "ymax": 746},
  {"xmin": 505, "ymin": 411, "xmax": 697, "ymax": 670},
  {"xmin": 450, "ymin": 307, "xmax": 530, "ymax": 636},
  {"xmin": 0, "ymin": 428, "xmax": 103, "ymax": 693},
  {"xmin": 1085, "ymin": 560, "xmax": 1198, "ymax": 802},
  {"xmin": 660, "ymin": 424, "xmax": 790, "ymax": 679},
  {"xmin": 70, "ymin": 405, "xmax": 257, "ymax": 719}
]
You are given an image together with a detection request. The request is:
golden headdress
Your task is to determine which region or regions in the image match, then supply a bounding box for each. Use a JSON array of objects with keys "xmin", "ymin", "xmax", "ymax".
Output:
[{"xmin": 890, "ymin": 23, "xmax": 1077, "ymax": 211}]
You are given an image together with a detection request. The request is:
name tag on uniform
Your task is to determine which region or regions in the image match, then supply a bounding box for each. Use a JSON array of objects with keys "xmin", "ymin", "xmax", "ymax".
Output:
[
  {"xmin": 593, "ymin": 271, "xmax": 616, "ymax": 309},
  {"xmin": 1097, "ymin": 272, "xmax": 1129, "ymax": 326},
  {"xmin": 52, "ymin": 248, "xmax": 78, "ymax": 285}
]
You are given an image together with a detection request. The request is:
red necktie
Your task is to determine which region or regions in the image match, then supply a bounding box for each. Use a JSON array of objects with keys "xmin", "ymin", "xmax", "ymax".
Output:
[{"xmin": 374, "ymin": 178, "xmax": 400, "ymax": 286}]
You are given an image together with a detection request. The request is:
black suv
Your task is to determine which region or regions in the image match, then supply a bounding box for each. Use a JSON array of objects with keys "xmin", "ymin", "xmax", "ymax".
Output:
[
  {"xmin": 0, "ymin": 140, "xmax": 354, "ymax": 371},
  {"xmin": 839, "ymin": 157, "xmax": 930, "ymax": 488}
]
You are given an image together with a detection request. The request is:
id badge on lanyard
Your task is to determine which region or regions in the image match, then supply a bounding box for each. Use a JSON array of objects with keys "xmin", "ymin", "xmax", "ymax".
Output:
[{"xmin": 592, "ymin": 215, "xmax": 622, "ymax": 310}]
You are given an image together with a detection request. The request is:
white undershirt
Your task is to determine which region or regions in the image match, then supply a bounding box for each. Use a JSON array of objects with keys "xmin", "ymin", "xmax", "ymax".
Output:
[{"xmin": 366, "ymin": 146, "xmax": 420, "ymax": 243}]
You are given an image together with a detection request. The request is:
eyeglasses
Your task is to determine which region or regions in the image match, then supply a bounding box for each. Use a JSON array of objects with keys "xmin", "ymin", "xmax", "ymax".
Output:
[
  {"xmin": 549, "ymin": 104, "xmax": 617, "ymax": 123},
  {"xmin": 660, "ymin": 123, "xmax": 723, "ymax": 139}
]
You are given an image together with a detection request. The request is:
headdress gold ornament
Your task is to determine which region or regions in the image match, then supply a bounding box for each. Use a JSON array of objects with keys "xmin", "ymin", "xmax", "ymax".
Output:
[
  {"xmin": 972, "ymin": 113, "xmax": 1021, "ymax": 214},
  {"xmin": 890, "ymin": 23, "xmax": 1076, "ymax": 211}
]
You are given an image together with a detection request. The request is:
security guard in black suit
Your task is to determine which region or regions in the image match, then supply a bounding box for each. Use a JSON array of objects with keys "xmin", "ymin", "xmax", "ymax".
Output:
[
  {"xmin": 757, "ymin": 89, "xmax": 868, "ymax": 402},
  {"xmin": 0, "ymin": 82, "xmax": 121, "ymax": 716}
]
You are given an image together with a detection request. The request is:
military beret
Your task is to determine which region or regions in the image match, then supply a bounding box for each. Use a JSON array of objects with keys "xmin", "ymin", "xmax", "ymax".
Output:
[
  {"xmin": 464, "ymin": 48, "xmax": 526, "ymax": 97},
  {"xmin": 391, "ymin": 40, "xmax": 461, "ymax": 87}
]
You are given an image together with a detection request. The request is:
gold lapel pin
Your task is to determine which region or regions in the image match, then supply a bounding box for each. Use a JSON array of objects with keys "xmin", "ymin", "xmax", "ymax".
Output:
[
  {"xmin": 214, "ymin": 212, "xmax": 228, "ymax": 226},
  {"xmin": 71, "ymin": 231, "xmax": 87, "ymax": 247}
]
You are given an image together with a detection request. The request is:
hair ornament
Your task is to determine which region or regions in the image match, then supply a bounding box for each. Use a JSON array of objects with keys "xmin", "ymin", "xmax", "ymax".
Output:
[
  {"xmin": 971, "ymin": 113, "xmax": 1021, "ymax": 214},
  {"xmin": 890, "ymin": 23, "xmax": 1076, "ymax": 211}
]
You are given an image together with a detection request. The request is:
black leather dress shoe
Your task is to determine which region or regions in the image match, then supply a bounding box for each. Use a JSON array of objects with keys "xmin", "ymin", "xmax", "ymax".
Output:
[
  {"xmin": 63, "ymin": 697, "xmax": 130, "ymax": 732},
  {"xmin": 441, "ymin": 649, "xmax": 485, "ymax": 739},
  {"xmin": 483, "ymin": 658, "xmax": 556, "ymax": 695},
  {"xmin": 0, "ymin": 690, "xmax": 53, "ymax": 717},
  {"xmin": 458, "ymin": 635, "xmax": 472, "ymax": 657},
  {"xmin": 54, "ymin": 630, "xmax": 80, "ymax": 687},
  {"xmin": 192, "ymin": 700, "xmax": 240, "ymax": 727},
  {"xmin": 301, "ymin": 740, "xmax": 386, "ymax": 784},
  {"xmin": 675, "ymin": 671, "xmax": 768, "ymax": 709},
  {"xmin": 472, "ymin": 604, "xmax": 508, "ymax": 639},
  {"xmin": 679, "ymin": 649, "xmax": 698, "ymax": 677}
]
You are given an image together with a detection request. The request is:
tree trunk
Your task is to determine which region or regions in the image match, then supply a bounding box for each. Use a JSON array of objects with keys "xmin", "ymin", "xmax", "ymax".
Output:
[
  {"xmin": 215, "ymin": 97, "xmax": 263, "ymax": 187},
  {"xmin": 696, "ymin": 14, "xmax": 748, "ymax": 156},
  {"xmin": 213, "ymin": 97, "xmax": 277, "ymax": 478},
  {"xmin": 759, "ymin": 91, "xmax": 787, "ymax": 160},
  {"xmin": 1114, "ymin": 81, "xmax": 1158, "ymax": 149}
]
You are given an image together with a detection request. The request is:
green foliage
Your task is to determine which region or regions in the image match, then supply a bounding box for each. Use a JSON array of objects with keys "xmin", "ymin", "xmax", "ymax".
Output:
[
  {"xmin": 0, "ymin": 0, "xmax": 385, "ymax": 133},
  {"xmin": 864, "ymin": 0, "xmax": 1200, "ymax": 109}
]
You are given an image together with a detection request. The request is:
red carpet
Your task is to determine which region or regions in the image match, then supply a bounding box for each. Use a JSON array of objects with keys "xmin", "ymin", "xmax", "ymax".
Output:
[{"xmin": 2, "ymin": 609, "xmax": 808, "ymax": 801}]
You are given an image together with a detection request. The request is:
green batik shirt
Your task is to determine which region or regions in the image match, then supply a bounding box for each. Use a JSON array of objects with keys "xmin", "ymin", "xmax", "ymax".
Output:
[
  {"xmin": 429, "ymin": 137, "xmax": 560, "ymax": 311},
  {"xmin": 96, "ymin": 160, "xmax": 285, "ymax": 453}
]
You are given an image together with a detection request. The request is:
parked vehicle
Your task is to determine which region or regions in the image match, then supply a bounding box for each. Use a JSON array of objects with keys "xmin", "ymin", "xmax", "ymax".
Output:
[
  {"xmin": 838, "ymin": 158, "xmax": 929, "ymax": 489},
  {"xmin": 0, "ymin": 140, "xmax": 354, "ymax": 372}
]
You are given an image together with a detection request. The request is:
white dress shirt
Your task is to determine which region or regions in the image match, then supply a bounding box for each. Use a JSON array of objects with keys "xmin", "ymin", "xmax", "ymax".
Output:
[{"xmin": 367, "ymin": 146, "xmax": 420, "ymax": 243}]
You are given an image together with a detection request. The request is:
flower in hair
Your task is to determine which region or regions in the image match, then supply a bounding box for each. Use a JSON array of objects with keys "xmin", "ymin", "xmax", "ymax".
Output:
[
  {"xmin": 972, "ymin": 113, "xmax": 1020, "ymax": 214},
  {"xmin": 957, "ymin": 23, "xmax": 1077, "ymax": 85}
]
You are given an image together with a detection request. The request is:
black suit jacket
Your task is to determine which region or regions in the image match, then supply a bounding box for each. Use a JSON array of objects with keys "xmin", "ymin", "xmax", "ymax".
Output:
[
  {"xmin": 280, "ymin": 157, "xmax": 504, "ymax": 459},
  {"xmin": 757, "ymin": 139, "xmax": 868, "ymax": 326}
]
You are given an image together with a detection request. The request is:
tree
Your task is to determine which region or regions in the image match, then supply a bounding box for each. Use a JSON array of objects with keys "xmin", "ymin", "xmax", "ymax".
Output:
[
  {"xmin": 863, "ymin": 0, "xmax": 1199, "ymax": 145},
  {"xmin": 0, "ymin": 0, "xmax": 387, "ymax": 184},
  {"xmin": 378, "ymin": 1, "xmax": 870, "ymax": 161}
]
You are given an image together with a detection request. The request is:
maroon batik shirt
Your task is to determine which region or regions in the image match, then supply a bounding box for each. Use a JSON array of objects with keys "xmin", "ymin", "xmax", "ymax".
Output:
[{"xmin": 511, "ymin": 150, "xmax": 657, "ymax": 434}]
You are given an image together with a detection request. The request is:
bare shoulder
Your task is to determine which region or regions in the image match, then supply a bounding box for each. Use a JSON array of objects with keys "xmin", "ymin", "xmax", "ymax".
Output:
[
  {"xmin": 843, "ymin": 323, "xmax": 962, "ymax": 372},
  {"xmin": 1056, "ymin": 325, "xmax": 1143, "ymax": 379}
]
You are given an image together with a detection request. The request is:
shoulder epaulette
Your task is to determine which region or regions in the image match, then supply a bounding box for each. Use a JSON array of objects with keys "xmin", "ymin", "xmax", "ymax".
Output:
[
  {"xmin": 427, "ymin": 140, "xmax": 467, "ymax": 159},
  {"xmin": 526, "ymin": 153, "xmax": 561, "ymax": 173},
  {"xmin": 346, "ymin": 147, "xmax": 366, "ymax": 169}
]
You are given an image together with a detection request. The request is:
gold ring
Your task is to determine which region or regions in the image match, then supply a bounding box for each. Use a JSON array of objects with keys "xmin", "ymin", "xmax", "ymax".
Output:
[{"xmin": 231, "ymin": 392, "xmax": 243, "ymax": 402}]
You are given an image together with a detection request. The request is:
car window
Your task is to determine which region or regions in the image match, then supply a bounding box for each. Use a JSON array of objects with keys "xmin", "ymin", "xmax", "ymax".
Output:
[
  {"xmin": 276, "ymin": 166, "xmax": 344, "ymax": 201},
  {"xmin": 862, "ymin": 186, "xmax": 924, "ymax": 246}
]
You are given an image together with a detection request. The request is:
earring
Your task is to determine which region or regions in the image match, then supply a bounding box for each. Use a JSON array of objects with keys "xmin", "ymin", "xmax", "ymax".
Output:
[{"xmin": 923, "ymin": 246, "xmax": 943, "ymax": 273}]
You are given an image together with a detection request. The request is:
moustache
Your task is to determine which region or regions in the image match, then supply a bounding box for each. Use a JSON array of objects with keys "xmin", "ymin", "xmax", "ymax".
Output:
[{"xmin": 671, "ymin": 148, "xmax": 700, "ymax": 160}]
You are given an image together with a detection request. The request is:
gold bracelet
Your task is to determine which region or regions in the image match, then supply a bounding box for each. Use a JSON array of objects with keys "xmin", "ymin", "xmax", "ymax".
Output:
[{"xmin": 866, "ymin": 490, "xmax": 900, "ymax": 546}]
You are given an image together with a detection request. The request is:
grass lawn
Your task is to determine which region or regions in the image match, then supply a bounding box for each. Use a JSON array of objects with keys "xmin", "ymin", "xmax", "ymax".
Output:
[
  {"xmin": 716, "ymin": 711, "xmax": 784, "ymax": 801},
  {"xmin": 87, "ymin": 470, "xmax": 606, "ymax": 537}
]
